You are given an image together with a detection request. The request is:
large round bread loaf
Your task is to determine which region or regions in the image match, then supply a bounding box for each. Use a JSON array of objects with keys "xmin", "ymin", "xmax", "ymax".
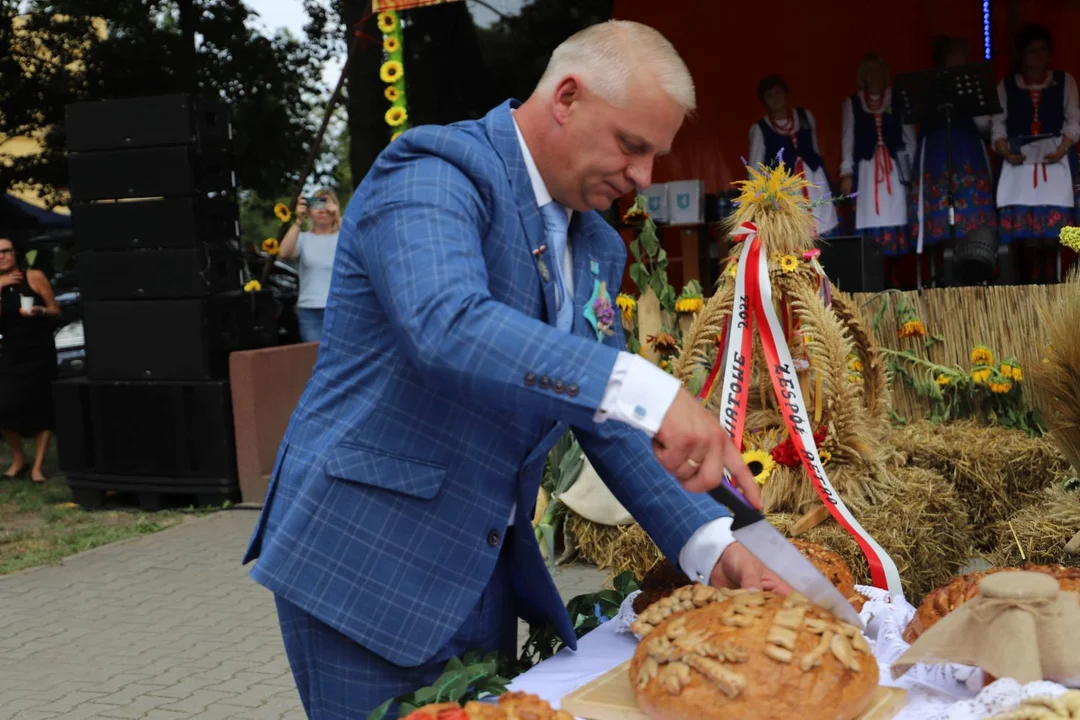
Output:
[{"xmin": 629, "ymin": 588, "xmax": 878, "ymax": 720}]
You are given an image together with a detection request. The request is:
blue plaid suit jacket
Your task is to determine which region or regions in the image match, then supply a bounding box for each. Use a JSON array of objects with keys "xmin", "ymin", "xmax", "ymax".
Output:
[{"xmin": 243, "ymin": 100, "xmax": 729, "ymax": 668}]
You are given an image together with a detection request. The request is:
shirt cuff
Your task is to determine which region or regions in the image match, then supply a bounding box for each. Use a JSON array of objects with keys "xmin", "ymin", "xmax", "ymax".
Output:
[
  {"xmin": 594, "ymin": 352, "xmax": 680, "ymax": 436},
  {"xmin": 678, "ymin": 517, "xmax": 735, "ymax": 584}
]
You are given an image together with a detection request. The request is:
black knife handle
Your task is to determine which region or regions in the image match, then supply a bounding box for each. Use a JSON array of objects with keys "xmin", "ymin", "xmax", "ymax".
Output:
[{"xmin": 706, "ymin": 481, "xmax": 765, "ymax": 531}]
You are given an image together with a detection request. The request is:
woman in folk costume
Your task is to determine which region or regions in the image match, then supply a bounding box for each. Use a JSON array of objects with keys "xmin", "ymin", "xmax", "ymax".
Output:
[
  {"xmin": 748, "ymin": 75, "xmax": 840, "ymax": 237},
  {"xmin": 991, "ymin": 23, "xmax": 1078, "ymax": 283},
  {"xmin": 840, "ymin": 53, "xmax": 916, "ymax": 265},
  {"xmin": 909, "ymin": 36, "xmax": 995, "ymax": 266}
]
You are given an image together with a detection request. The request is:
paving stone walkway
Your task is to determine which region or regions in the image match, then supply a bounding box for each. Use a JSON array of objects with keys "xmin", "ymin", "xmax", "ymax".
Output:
[{"xmin": 0, "ymin": 509, "xmax": 606, "ymax": 720}]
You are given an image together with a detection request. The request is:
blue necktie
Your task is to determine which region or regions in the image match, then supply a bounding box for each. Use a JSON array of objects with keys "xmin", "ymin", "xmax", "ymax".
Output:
[{"xmin": 540, "ymin": 201, "xmax": 573, "ymax": 332}]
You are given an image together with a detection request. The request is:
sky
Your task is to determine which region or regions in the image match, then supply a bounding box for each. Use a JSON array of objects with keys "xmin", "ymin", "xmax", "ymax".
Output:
[{"xmin": 244, "ymin": 0, "xmax": 345, "ymax": 88}]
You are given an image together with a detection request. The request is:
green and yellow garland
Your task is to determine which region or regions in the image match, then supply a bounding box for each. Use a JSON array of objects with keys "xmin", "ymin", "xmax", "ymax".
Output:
[{"xmin": 378, "ymin": 11, "xmax": 409, "ymax": 142}]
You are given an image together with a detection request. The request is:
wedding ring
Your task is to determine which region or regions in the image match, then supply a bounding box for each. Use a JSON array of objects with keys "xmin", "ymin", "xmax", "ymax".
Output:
[{"xmin": 686, "ymin": 458, "xmax": 701, "ymax": 469}]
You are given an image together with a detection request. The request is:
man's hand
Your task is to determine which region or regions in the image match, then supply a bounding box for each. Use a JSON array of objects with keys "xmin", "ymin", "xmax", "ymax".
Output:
[
  {"xmin": 653, "ymin": 388, "xmax": 760, "ymax": 503},
  {"xmin": 839, "ymin": 176, "xmax": 853, "ymax": 196},
  {"xmin": 709, "ymin": 542, "xmax": 792, "ymax": 594}
]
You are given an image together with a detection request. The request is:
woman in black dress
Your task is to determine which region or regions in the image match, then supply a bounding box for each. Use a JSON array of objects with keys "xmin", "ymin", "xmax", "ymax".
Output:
[{"xmin": 0, "ymin": 236, "xmax": 60, "ymax": 483}]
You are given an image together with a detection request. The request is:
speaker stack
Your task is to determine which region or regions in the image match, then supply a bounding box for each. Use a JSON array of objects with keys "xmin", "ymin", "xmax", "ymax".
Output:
[{"xmin": 55, "ymin": 93, "xmax": 276, "ymax": 510}]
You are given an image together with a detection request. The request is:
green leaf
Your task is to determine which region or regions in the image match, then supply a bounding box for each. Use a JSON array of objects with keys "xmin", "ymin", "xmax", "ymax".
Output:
[
  {"xmin": 641, "ymin": 227, "xmax": 660, "ymax": 255},
  {"xmin": 462, "ymin": 649, "xmax": 482, "ymax": 666},
  {"xmin": 613, "ymin": 571, "xmax": 639, "ymax": 596},
  {"xmin": 629, "ymin": 264, "xmax": 649, "ymax": 294},
  {"xmin": 444, "ymin": 656, "xmax": 465, "ymax": 673},
  {"xmin": 396, "ymin": 701, "xmax": 418, "ymax": 718},
  {"xmin": 412, "ymin": 686, "xmax": 437, "ymax": 705},
  {"xmin": 367, "ymin": 697, "xmax": 395, "ymax": 720},
  {"xmin": 539, "ymin": 523, "xmax": 556, "ymax": 566}
]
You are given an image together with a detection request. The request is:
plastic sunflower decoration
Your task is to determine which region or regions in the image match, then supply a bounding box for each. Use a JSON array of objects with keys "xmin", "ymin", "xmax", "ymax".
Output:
[
  {"xmin": 777, "ymin": 254, "xmax": 799, "ymax": 273},
  {"xmin": 261, "ymin": 238, "xmax": 280, "ymax": 256},
  {"xmin": 385, "ymin": 86, "xmax": 400, "ymax": 102},
  {"xmin": 273, "ymin": 202, "xmax": 291, "ymax": 223},
  {"xmin": 385, "ymin": 106, "xmax": 408, "ymax": 128},
  {"xmin": 380, "ymin": 60, "xmax": 403, "ymax": 84},
  {"xmin": 244, "ymin": 280, "xmax": 262, "ymax": 293},
  {"xmin": 741, "ymin": 449, "xmax": 776, "ymax": 486},
  {"xmin": 377, "ymin": 11, "xmax": 397, "ymax": 33},
  {"xmin": 383, "ymin": 36, "xmax": 400, "ymax": 53}
]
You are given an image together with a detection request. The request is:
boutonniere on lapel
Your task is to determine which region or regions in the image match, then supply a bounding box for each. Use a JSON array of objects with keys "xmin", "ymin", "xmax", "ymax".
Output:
[{"xmin": 583, "ymin": 260, "xmax": 615, "ymax": 340}]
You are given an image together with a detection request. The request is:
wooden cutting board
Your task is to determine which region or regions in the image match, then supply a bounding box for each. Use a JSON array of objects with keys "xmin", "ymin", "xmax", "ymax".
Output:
[{"xmin": 560, "ymin": 660, "xmax": 908, "ymax": 720}]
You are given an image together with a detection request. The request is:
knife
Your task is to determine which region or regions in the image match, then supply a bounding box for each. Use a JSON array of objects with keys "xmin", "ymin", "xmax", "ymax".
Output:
[{"xmin": 707, "ymin": 479, "xmax": 864, "ymax": 628}]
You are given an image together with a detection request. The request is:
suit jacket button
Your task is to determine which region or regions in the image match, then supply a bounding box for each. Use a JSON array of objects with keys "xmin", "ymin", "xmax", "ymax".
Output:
[
  {"xmin": 539, "ymin": 375, "xmax": 552, "ymax": 389},
  {"xmin": 524, "ymin": 372, "xmax": 537, "ymax": 387},
  {"xmin": 487, "ymin": 530, "xmax": 501, "ymax": 547},
  {"xmin": 554, "ymin": 380, "xmax": 565, "ymax": 394},
  {"xmin": 567, "ymin": 383, "xmax": 580, "ymax": 397}
]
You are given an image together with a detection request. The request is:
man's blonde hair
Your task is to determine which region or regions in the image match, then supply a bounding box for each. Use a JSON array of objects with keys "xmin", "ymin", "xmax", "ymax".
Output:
[{"xmin": 536, "ymin": 20, "xmax": 695, "ymax": 113}]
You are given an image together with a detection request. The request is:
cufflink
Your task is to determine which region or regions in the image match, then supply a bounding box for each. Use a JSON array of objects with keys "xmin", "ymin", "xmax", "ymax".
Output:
[{"xmin": 634, "ymin": 405, "xmax": 646, "ymax": 419}]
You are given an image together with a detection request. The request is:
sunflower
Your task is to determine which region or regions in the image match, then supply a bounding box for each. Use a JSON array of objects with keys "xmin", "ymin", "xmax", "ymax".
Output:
[
  {"xmin": 898, "ymin": 319, "xmax": 927, "ymax": 338},
  {"xmin": 675, "ymin": 296, "xmax": 703, "ymax": 313},
  {"xmin": 376, "ymin": 11, "xmax": 397, "ymax": 33},
  {"xmin": 383, "ymin": 36, "xmax": 400, "ymax": 54},
  {"xmin": 971, "ymin": 345, "xmax": 994, "ymax": 366},
  {"xmin": 616, "ymin": 293, "xmax": 636, "ymax": 323},
  {"xmin": 385, "ymin": 106, "xmax": 408, "ymax": 128},
  {"xmin": 1012, "ymin": 366, "xmax": 1023, "ymax": 382},
  {"xmin": 390, "ymin": 131, "xmax": 403, "ymax": 142},
  {"xmin": 647, "ymin": 332, "xmax": 679, "ymax": 356},
  {"xmin": 971, "ymin": 366, "xmax": 992, "ymax": 385},
  {"xmin": 384, "ymin": 86, "xmax": 400, "ymax": 102},
  {"xmin": 848, "ymin": 358, "xmax": 864, "ymax": 373},
  {"xmin": 936, "ymin": 374, "xmax": 951, "ymax": 387},
  {"xmin": 622, "ymin": 205, "xmax": 649, "ymax": 225},
  {"xmin": 243, "ymin": 280, "xmax": 262, "ymax": 293},
  {"xmin": 273, "ymin": 202, "xmax": 291, "ymax": 223},
  {"xmin": 818, "ymin": 449, "xmax": 832, "ymax": 465},
  {"xmin": 777, "ymin": 254, "xmax": 799, "ymax": 273},
  {"xmin": 989, "ymin": 380, "xmax": 1013, "ymax": 394},
  {"xmin": 742, "ymin": 449, "xmax": 775, "ymax": 486},
  {"xmin": 380, "ymin": 60, "xmax": 404, "ymax": 84},
  {"xmin": 261, "ymin": 238, "xmax": 280, "ymax": 255},
  {"xmin": 726, "ymin": 261, "xmax": 738, "ymax": 278}
]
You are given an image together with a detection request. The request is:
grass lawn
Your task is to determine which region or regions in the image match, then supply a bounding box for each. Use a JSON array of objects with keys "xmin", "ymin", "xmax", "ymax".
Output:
[{"xmin": 0, "ymin": 440, "xmax": 221, "ymax": 576}]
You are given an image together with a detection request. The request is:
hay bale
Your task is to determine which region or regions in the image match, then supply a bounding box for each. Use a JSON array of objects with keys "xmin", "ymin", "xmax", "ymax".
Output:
[
  {"xmin": 566, "ymin": 512, "xmax": 663, "ymax": 580},
  {"xmin": 770, "ymin": 466, "xmax": 972, "ymax": 603},
  {"xmin": 985, "ymin": 486, "xmax": 1080, "ymax": 568},
  {"xmin": 894, "ymin": 421, "xmax": 1068, "ymax": 548}
]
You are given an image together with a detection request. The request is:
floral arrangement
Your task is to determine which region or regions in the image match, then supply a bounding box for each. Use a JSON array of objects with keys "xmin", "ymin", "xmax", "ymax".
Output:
[
  {"xmin": 625, "ymin": 195, "xmax": 675, "ymax": 312},
  {"xmin": 378, "ymin": 11, "xmax": 409, "ymax": 142}
]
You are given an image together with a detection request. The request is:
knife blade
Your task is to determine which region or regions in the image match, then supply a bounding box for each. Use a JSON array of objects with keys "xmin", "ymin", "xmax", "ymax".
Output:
[{"xmin": 707, "ymin": 480, "xmax": 863, "ymax": 628}]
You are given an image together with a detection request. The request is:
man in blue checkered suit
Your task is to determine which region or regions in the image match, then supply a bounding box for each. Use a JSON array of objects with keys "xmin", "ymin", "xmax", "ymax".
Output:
[{"xmin": 244, "ymin": 20, "xmax": 787, "ymax": 719}]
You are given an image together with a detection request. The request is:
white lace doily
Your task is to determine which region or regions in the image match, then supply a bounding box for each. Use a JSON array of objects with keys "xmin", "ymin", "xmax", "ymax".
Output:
[{"xmin": 610, "ymin": 583, "xmax": 1075, "ymax": 719}]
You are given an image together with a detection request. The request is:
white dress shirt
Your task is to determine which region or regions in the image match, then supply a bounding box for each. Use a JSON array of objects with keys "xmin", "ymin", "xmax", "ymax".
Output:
[{"xmin": 510, "ymin": 114, "xmax": 735, "ymax": 583}]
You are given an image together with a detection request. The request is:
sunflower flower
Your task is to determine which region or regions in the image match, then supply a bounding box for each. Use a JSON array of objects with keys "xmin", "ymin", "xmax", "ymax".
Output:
[
  {"xmin": 936, "ymin": 374, "xmax": 951, "ymax": 387},
  {"xmin": 726, "ymin": 261, "xmax": 738, "ymax": 278},
  {"xmin": 742, "ymin": 449, "xmax": 776, "ymax": 486},
  {"xmin": 778, "ymin": 254, "xmax": 799, "ymax": 273},
  {"xmin": 971, "ymin": 345, "xmax": 994, "ymax": 366},
  {"xmin": 971, "ymin": 366, "xmax": 992, "ymax": 384},
  {"xmin": 622, "ymin": 205, "xmax": 649, "ymax": 225},
  {"xmin": 377, "ymin": 11, "xmax": 397, "ymax": 33},
  {"xmin": 243, "ymin": 280, "xmax": 262, "ymax": 293},
  {"xmin": 818, "ymin": 449, "xmax": 832, "ymax": 465},
  {"xmin": 848, "ymin": 358, "xmax": 864, "ymax": 373},
  {"xmin": 1012, "ymin": 366, "xmax": 1023, "ymax": 382},
  {"xmin": 647, "ymin": 332, "xmax": 679, "ymax": 356},
  {"xmin": 385, "ymin": 106, "xmax": 408, "ymax": 128},
  {"xmin": 380, "ymin": 60, "xmax": 403, "ymax": 84},
  {"xmin": 273, "ymin": 203, "xmax": 291, "ymax": 223},
  {"xmin": 989, "ymin": 380, "xmax": 1013, "ymax": 394},
  {"xmin": 383, "ymin": 36, "xmax": 400, "ymax": 54},
  {"xmin": 675, "ymin": 296, "xmax": 703, "ymax": 313},
  {"xmin": 384, "ymin": 86, "xmax": 400, "ymax": 102},
  {"xmin": 616, "ymin": 293, "xmax": 636, "ymax": 324},
  {"xmin": 898, "ymin": 319, "xmax": 927, "ymax": 338},
  {"xmin": 261, "ymin": 238, "xmax": 280, "ymax": 255}
]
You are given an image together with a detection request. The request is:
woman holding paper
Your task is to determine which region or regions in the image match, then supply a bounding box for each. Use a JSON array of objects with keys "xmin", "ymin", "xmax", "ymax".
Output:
[{"xmin": 992, "ymin": 24, "xmax": 1078, "ymax": 283}]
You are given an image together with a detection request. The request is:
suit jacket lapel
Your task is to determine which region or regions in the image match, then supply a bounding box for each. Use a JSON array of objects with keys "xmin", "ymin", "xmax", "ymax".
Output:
[{"xmin": 484, "ymin": 101, "xmax": 559, "ymax": 326}]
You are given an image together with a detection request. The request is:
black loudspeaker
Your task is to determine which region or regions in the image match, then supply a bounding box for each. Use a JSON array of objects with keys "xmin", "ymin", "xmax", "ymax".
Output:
[
  {"xmin": 70, "ymin": 197, "xmax": 239, "ymax": 251},
  {"xmin": 817, "ymin": 235, "xmax": 885, "ymax": 293},
  {"xmin": 65, "ymin": 94, "xmax": 231, "ymax": 153},
  {"xmin": 67, "ymin": 144, "xmax": 234, "ymax": 201},
  {"xmin": 83, "ymin": 293, "xmax": 278, "ymax": 381},
  {"xmin": 79, "ymin": 246, "xmax": 243, "ymax": 300},
  {"xmin": 53, "ymin": 377, "xmax": 236, "ymax": 480}
]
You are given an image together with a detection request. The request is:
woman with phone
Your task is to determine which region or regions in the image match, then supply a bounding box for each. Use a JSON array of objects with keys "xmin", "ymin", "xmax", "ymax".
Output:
[
  {"xmin": 0, "ymin": 236, "xmax": 61, "ymax": 483},
  {"xmin": 279, "ymin": 188, "xmax": 342, "ymax": 343}
]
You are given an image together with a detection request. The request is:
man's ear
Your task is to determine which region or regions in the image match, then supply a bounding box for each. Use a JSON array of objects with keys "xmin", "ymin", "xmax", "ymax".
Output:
[{"xmin": 551, "ymin": 75, "xmax": 583, "ymax": 126}]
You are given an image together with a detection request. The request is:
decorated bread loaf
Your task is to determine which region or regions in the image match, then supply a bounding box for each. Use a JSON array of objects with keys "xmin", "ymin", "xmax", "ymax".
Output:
[
  {"xmin": 404, "ymin": 691, "xmax": 573, "ymax": 720},
  {"xmin": 903, "ymin": 564, "xmax": 1080, "ymax": 643},
  {"xmin": 629, "ymin": 588, "xmax": 878, "ymax": 720}
]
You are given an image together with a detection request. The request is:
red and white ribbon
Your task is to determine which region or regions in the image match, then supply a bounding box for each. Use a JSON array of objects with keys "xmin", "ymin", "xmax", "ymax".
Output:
[{"xmin": 716, "ymin": 222, "xmax": 905, "ymax": 599}]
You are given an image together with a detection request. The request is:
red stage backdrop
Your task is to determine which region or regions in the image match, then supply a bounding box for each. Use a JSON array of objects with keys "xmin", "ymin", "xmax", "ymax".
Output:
[{"xmin": 611, "ymin": 0, "xmax": 1080, "ymax": 194}]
